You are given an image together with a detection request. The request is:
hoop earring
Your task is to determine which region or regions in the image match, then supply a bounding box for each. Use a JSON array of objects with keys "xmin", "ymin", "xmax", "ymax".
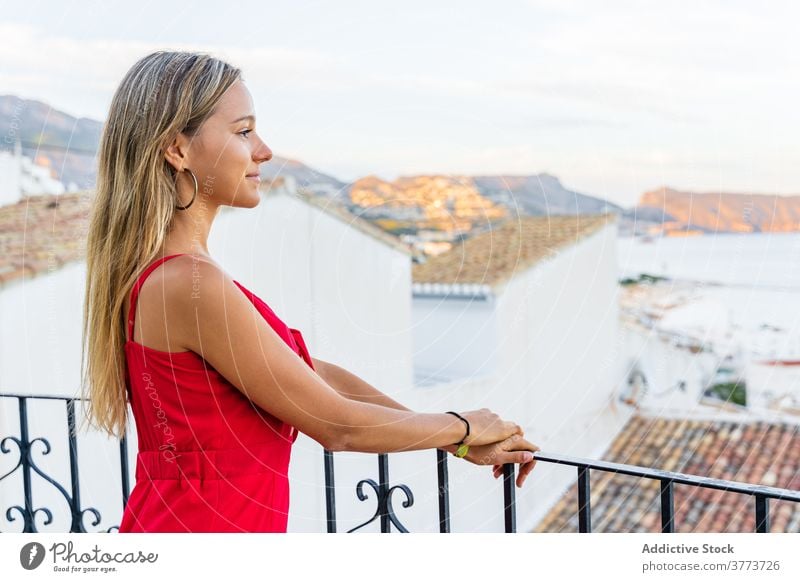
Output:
[{"xmin": 175, "ymin": 168, "xmax": 197, "ymax": 210}]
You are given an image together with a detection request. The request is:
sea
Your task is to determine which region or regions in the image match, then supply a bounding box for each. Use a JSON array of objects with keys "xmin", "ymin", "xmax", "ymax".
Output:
[{"xmin": 617, "ymin": 232, "xmax": 800, "ymax": 359}]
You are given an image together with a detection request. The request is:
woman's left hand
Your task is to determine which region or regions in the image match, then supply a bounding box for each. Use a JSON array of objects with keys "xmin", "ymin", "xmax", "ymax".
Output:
[{"xmin": 458, "ymin": 433, "xmax": 541, "ymax": 488}]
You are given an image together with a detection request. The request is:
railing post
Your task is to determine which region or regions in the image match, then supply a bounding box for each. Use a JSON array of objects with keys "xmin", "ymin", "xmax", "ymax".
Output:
[
  {"xmin": 66, "ymin": 399, "xmax": 83, "ymax": 532},
  {"xmin": 437, "ymin": 449, "xmax": 451, "ymax": 533},
  {"xmin": 755, "ymin": 494, "xmax": 769, "ymax": 533},
  {"xmin": 660, "ymin": 479, "xmax": 675, "ymax": 533},
  {"xmin": 18, "ymin": 397, "xmax": 34, "ymax": 532},
  {"xmin": 119, "ymin": 434, "xmax": 130, "ymax": 509},
  {"xmin": 577, "ymin": 465, "xmax": 591, "ymax": 533},
  {"xmin": 502, "ymin": 463, "xmax": 516, "ymax": 532},
  {"xmin": 323, "ymin": 449, "xmax": 336, "ymax": 533},
  {"xmin": 378, "ymin": 453, "xmax": 390, "ymax": 532}
]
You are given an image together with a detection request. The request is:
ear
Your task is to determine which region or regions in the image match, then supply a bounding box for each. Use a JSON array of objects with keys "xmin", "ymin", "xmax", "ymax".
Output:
[{"xmin": 163, "ymin": 131, "xmax": 192, "ymax": 173}]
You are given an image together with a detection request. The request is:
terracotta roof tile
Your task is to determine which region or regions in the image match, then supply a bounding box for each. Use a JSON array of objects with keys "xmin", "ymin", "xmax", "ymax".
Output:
[
  {"xmin": 412, "ymin": 213, "xmax": 616, "ymax": 290},
  {"xmin": 0, "ymin": 192, "xmax": 92, "ymax": 290},
  {"xmin": 0, "ymin": 185, "xmax": 412, "ymax": 292},
  {"xmin": 533, "ymin": 414, "xmax": 800, "ymax": 533}
]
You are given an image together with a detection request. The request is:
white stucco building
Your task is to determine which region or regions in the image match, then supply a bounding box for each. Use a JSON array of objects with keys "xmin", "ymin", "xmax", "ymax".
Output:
[
  {"xmin": 0, "ymin": 139, "xmax": 67, "ymax": 208},
  {"xmin": 404, "ymin": 213, "xmax": 629, "ymax": 531}
]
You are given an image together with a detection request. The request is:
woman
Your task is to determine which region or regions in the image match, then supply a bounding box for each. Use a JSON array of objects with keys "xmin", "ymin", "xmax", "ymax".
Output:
[{"xmin": 80, "ymin": 50, "xmax": 540, "ymax": 533}]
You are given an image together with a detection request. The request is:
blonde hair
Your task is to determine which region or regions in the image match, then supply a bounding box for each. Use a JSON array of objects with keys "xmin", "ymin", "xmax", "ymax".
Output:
[{"xmin": 80, "ymin": 51, "xmax": 241, "ymax": 438}]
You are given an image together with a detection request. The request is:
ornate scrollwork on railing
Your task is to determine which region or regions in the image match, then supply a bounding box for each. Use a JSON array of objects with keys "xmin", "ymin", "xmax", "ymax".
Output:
[
  {"xmin": 346, "ymin": 453, "xmax": 414, "ymax": 533},
  {"xmin": 320, "ymin": 450, "xmax": 419, "ymax": 533},
  {"xmin": 347, "ymin": 477, "xmax": 415, "ymax": 533},
  {"xmin": 0, "ymin": 394, "xmax": 130, "ymax": 533}
]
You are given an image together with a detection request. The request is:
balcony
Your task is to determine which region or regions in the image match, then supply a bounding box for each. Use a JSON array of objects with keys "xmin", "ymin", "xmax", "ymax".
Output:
[{"xmin": 1, "ymin": 392, "xmax": 798, "ymax": 533}]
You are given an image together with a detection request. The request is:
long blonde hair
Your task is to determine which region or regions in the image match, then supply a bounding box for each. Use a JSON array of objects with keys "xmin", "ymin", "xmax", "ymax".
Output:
[{"xmin": 80, "ymin": 51, "xmax": 241, "ymax": 438}]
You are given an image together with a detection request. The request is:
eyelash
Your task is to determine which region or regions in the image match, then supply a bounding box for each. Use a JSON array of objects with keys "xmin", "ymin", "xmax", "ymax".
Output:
[{"xmin": 238, "ymin": 129, "xmax": 253, "ymax": 138}]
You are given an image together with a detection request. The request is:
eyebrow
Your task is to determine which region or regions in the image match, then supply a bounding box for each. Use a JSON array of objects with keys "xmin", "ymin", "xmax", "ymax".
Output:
[{"xmin": 230, "ymin": 114, "xmax": 256, "ymax": 124}]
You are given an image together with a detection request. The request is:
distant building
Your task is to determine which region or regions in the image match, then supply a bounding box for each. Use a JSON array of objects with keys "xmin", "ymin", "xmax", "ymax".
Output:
[{"xmin": 0, "ymin": 139, "xmax": 68, "ymax": 207}]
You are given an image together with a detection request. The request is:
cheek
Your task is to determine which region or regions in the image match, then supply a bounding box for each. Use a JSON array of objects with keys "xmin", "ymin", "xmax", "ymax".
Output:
[
  {"xmin": 222, "ymin": 140, "xmax": 252, "ymax": 172},
  {"xmin": 195, "ymin": 135, "xmax": 251, "ymax": 190}
]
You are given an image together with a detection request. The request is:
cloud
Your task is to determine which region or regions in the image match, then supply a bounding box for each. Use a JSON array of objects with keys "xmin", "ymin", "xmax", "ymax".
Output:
[{"xmin": 0, "ymin": 22, "xmax": 349, "ymax": 117}]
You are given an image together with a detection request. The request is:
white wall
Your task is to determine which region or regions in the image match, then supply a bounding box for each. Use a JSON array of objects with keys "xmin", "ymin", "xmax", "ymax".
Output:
[
  {"xmin": 412, "ymin": 295, "xmax": 499, "ymax": 381},
  {"xmin": 746, "ymin": 361, "xmax": 800, "ymax": 411},
  {"xmin": 0, "ymin": 263, "xmax": 87, "ymax": 398},
  {"xmin": 618, "ymin": 324, "xmax": 721, "ymax": 411},
  {"xmin": 0, "ymin": 150, "xmax": 22, "ymax": 207},
  {"xmin": 0, "ymin": 263, "xmax": 135, "ymax": 532},
  {"xmin": 492, "ymin": 223, "xmax": 631, "ymax": 531},
  {"xmin": 399, "ymin": 223, "xmax": 632, "ymax": 532}
]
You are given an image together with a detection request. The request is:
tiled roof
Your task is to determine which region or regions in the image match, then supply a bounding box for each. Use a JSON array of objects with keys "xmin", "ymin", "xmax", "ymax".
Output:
[
  {"xmin": 533, "ymin": 413, "xmax": 800, "ymax": 533},
  {"xmin": 0, "ymin": 192, "xmax": 91, "ymax": 289},
  {"xmin": 0, "ymin": 185, "xmax": 411, "ymax": 290},
  {"xmin": 412, "ymin": 213, "xmax": 616, "ymax": 290}
]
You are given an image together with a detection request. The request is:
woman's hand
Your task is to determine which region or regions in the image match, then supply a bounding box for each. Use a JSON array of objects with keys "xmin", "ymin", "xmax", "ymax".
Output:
[
  {"xmin": 459, "ymin": 433, "xmax": 540, "ymax": 488},
  {"xmin": 458, "ymin": 408, "xmax": 523, "ymax": 447}
]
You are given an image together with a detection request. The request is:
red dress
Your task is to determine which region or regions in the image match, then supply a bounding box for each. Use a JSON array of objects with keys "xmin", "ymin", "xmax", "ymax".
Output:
[{"xmin": 118, "ymin": 253, "xmax": 314, "ymax": 533}]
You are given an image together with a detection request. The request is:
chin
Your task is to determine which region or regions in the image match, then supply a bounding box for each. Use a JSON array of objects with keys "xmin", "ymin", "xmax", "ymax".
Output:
[
  {"xmin": 230, "ymin": 187, "xmax": 261, "ymax": 208},
  {"xmin": 241, "ymin": 191, "xmax": 261, "ymax": 208}
]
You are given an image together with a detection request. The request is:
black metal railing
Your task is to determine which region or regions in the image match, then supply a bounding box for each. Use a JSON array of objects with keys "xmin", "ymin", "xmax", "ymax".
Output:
[
  {"xmin": 517, "ymin": 451, "xmax": 800, "ymax": 533},
  {"xmin": 2, "ymin": 393, "xmax": 799, "ymax": 533},
  {"xmin": 321, "ymin": 449, "xmax": 800, "ymax": 533},
  {"xmin": 0, "ymin": 393, "xmax": 130, "ymax": 533}
]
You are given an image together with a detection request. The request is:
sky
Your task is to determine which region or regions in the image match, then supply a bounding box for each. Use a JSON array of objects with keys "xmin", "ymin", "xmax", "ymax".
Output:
[{"xmin": 1, "ymin": 0, "xmax": 798, "ymax": 207}]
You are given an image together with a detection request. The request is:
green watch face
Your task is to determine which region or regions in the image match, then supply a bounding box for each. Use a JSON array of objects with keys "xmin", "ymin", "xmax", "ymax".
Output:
[{"xmin": 456, "ymin": 444, "xmax": 469, "ymax": 458}]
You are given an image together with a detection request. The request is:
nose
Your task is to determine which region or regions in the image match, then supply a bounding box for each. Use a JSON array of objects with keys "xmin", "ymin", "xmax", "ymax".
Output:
[{"xmin": 254, "ymin": 138, "xmax": 272, "ymax": 163}]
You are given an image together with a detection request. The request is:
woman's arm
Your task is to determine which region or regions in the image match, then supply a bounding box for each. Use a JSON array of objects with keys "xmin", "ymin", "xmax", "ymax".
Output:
[
  {"xmin": 171, "ymin": 261, "xmax": 503, "ymax": 453},
  {"xmin": 312, "ymin": 357, "xmax": 459, "ymax": 455}
]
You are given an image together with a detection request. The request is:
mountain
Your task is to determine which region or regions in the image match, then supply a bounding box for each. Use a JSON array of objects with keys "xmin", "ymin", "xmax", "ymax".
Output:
[
  {"xmin": 260, "ymin": 156, "xmax": 346, "ymax": 196},
  {"xmin": 0, "ymin": 95, "xmax": 102, "ymax": 189},
  {"xmin": 0, "ymin": 95, "xmax": 345, "ymax": 196},
  {"xmin": 635, "ymin": 186, "xmax": 800, "ymax": 234},
  {"xmin": 344, "ymin": 172, "xmax": 623, "ymax": 236},
  {"xmin": 471, "ymin": 173, "xmax": 623, "ymax": 216}
]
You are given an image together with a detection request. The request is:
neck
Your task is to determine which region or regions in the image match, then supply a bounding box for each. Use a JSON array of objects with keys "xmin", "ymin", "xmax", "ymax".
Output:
[{"xmin": 161, "ymin": 203, "xmax": 220, "ymax": 257}]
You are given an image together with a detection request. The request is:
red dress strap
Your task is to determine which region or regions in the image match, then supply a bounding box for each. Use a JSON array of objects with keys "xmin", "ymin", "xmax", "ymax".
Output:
[{"xmin": 127, "ymin": 254, "xmax": 186, "ymax": 342}]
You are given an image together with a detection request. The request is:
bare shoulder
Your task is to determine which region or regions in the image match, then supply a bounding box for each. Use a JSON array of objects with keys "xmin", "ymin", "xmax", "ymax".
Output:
[
  {"xmin": 157, "ymin": 254, "xmax": 351, "ymax": 451},
  {"xmin": 153, "ymin": 255, "xmax": 233, "ymax": 351},
  {"xmin": 158, "ymin": 254, "xmax": 228, "ymax": 302},
  {"xmin": 159, "ymin": 255, "xmax": 275, "ymax": 356}
]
